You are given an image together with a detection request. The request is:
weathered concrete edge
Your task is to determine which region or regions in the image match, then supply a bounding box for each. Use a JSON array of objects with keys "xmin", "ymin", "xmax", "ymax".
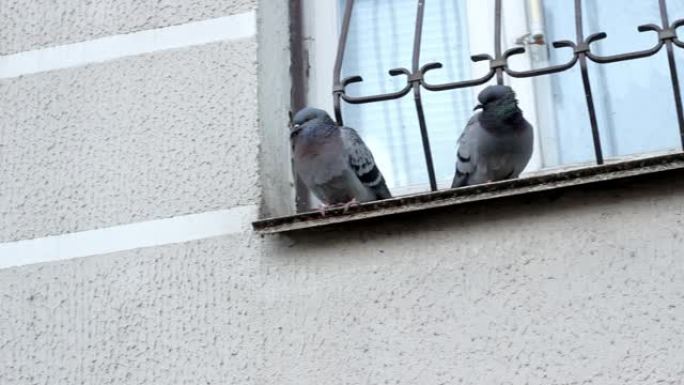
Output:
[
  {"xmin": 253, "ymin": 153, "xmax": 684, "ymax": 234},
  {"xmin": 256, "ymin": 0, "xmax": 296, "ymax": 218}
]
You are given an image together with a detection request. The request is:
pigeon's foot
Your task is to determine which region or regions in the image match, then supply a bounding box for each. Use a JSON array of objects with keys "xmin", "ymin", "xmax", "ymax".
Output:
[
  {"xmin": 318, "ymin": 199, "xmax": 359, "ymax": 216},
  {"xmin": 342, "ymin": 198, "xmax": 359, "ymax": 214},
  {"xmin": 317, "ymin": 204, "xmax": 330, "ymax": 217}
]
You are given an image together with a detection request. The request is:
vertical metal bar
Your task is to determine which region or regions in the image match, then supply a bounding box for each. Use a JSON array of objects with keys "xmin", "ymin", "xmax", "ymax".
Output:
[
  {"xmin": 659, "ymin": 0, "xmax": 684, "ymax": 148},
  {"xmin": 575, "ymin": 0, "xmax": 604, "ymax": 164},
  {"xmin": 289, "ymin": 0, "xmax": 311, "ymax": 212},
  {"xmin": 495, "ymin": 0, "xmax": 504, "ymax": 85},
  {"xmin": 332, "ymin": 0, "xmax": 355, "ymax": 126},
  {"xmin": 411, "ymin": 0, "xmax": 438, "ymax": 191}
]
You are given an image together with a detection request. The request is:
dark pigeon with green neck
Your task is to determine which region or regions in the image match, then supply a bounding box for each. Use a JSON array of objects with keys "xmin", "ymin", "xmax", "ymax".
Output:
[{"xmin": 452, "ymin": 85, "xmax": 534, "ymax": 188}]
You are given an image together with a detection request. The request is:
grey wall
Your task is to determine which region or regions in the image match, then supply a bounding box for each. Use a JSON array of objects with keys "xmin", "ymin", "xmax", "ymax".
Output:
[
  {"xmin": 2, "ymin": 0, "xmax": 684, "ymax": 384},
  {"xmin": 0, "ymin": 0, "xmax": 257, "ymax": 54},
  {"xmin": 257, "ymin": 0, "xmax": 296, "ymax": 218},
  {"xmin": 2, "ymin": 178, "xmax": 684, "ymax": 384},
  {"xmin": 0, "ymin": 40, "xmax": 259, "ymax": 242}
]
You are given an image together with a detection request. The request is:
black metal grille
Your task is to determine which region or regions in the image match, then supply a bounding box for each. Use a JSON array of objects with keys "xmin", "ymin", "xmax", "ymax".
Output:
[{"xmin": 331, "ymin": 0, "xmax": 684, "ymax": 192}]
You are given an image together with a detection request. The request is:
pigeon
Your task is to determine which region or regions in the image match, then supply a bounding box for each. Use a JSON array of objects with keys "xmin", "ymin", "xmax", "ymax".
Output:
[
  {"xmin": 290, "ymin": 107, "xmax": 392, "ymax": 211},
  {"xmin": 452, "ymin": 85, "xmax": 534, "ymax": 188}
]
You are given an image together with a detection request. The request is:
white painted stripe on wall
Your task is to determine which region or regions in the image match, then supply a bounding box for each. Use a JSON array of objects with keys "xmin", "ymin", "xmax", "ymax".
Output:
[
  {"xmin": 0, "ymin": 10, "xmax": 256, "ymax": 79},
  {"xmin": 0, "ymin": 205, "xmax": 258, "ymax": 269}
]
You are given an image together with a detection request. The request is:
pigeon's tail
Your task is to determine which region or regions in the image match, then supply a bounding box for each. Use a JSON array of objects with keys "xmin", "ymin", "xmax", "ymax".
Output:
[
  {"xmin": 370, "ymin": 180, "xmax": 392, "ymax": 201},
  {"xmin": 451, "ymin": 170, "xmax": 469, "ymax": 188},
  {"xmin": 357, "ymin": 163, "xmax": 392, "ymax": 200}
]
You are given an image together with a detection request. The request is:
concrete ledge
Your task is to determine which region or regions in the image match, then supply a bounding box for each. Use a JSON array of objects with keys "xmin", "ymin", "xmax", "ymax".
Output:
[{"xmin": 253, "ymin": 152, "xmax": 684, "ymax": 234}]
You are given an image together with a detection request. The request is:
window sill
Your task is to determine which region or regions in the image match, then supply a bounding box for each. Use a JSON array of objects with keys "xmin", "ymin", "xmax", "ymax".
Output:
[{"xmin": 252, "ymin": 152, "xmax": 684, "ymax": 234}]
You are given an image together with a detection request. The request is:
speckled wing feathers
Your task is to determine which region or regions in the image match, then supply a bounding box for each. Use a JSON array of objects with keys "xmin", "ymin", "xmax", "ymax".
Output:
[
  {"xmin": 340, "ymin": 126, "xmax": 392, "ymax": 200},
  {"xmin": 451, "ymin": 114, "xmax": 479, "ymax": 188}
]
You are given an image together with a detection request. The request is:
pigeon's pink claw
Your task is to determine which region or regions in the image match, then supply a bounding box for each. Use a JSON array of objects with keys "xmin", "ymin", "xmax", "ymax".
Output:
[
  {"xmin": 342, "ymin": 198, "xmax": 359, "ymax": 213},
  {"xmin": 318, "ymin": 204, "xmax": 330, "ymax": 217}
]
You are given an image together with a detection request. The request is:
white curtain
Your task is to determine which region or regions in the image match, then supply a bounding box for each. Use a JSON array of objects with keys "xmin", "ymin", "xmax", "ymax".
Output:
[
  {"xmin": 338, "ymin": 0, "xmax": 684, "ymax": 194},
  {"xmin": 340, "ymin": 0, "xmax": 473, "ymax": 193},
  {"xmin": 544, "ymin": 0, "xmax": 684, "ymax": 164}
]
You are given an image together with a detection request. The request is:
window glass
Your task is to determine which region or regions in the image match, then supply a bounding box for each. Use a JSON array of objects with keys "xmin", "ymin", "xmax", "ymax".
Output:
[
  {"xmin": 340, "ymin": 0, "xmax": 472, "ymax": 192},
  {"xmin": 545, "ymin": 0, "xmax": 684, "ymax": 165},
  {"xmin": 336, "ymin": 0, "xmax": 684, "ymax": 193}
]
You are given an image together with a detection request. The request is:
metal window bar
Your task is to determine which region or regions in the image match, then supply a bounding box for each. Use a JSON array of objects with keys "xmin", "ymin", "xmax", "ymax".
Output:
[{"xmin": 331, "ymin": 0, "xmax": 684, "ymax": 192}]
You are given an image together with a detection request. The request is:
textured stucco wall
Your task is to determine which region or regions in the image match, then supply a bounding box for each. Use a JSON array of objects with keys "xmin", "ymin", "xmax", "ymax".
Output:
[
  {"xmin": 0, "ymin": 39, "xmax": 259, "ymax": 242},
  {"xmin": 2, "ymin": 178, "xmax": 684, "ymax": 385},
  {"xmin": 2, "ymin": 0, "xmax": 684, "ymax": 384},
  {"xmin": 0, "ymin": 234, "xmax": 262, "ymax": 385},
  {"xmin": 0, "ymin": 0, "xmax": 257, "ymax": 54},
  {"xmin": 257, "ymin": 0, "xmax": 297, "ymax": 218},
  {"xmin": 258, "ymin": 182, "xmax": 684, "ymax": 385}
]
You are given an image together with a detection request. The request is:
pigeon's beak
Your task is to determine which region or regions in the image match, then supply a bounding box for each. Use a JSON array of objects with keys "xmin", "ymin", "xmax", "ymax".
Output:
[
  {"xmin": 289, "ymin": 124, "xmax": 302, "ymax": 139},
  {"xmin": 473, "ymin": 104, "xmax": 483, "ymax": 111}
]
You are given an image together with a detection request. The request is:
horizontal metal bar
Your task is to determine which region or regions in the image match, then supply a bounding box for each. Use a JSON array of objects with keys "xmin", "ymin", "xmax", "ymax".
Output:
[
  {"xmin": 674, "ymin": 19, "xmax": 684, "ymax": 48},
  {"xmin": 585, "ymin": 27, "xmax": 664, "ymax": 64},
  {"xmin": 339, "ymin": 69, "xmax": 413, "ymax": 104},
  {"xmin": 421, "ymin": 64, "xmax": 496, "ymax": 91},
  {"xmin": 333, "ymin": 2, "xmax": 682, "ymax": 109},
  {"xmin": 505, "ymin": 41, "xmax": 579, "ymax": 78}
]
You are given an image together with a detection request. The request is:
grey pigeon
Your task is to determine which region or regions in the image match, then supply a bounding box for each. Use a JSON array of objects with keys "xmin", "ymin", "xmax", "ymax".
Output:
[
  {"xmin": 290, "ymin": 107, "xmax": 392, "ymax": 209},
  {"xmin": 452, "ymin": 85, "xmax": 534, "ymax": 188}
]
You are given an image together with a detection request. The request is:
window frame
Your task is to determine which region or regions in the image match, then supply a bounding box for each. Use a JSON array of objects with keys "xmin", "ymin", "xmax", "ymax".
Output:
[{"xmin": 255, "ymin": 0, "xmax": 684, "ymax": 232}]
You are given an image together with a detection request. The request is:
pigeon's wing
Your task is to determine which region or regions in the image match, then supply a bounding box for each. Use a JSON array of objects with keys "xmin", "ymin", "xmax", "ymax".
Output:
[
  {"xmin": 339, "ymin": 126, "xmax": 392, "ymax": 200},
  {"xmin": 451, "ymin": 114, "xmax": 480, "ymax": 188},
  {"xmin": 509, "ymin": 119, "xmax": 534, "ymax": 177}
]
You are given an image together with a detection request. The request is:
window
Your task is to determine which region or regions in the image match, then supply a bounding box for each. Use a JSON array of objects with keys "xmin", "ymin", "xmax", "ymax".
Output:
[{"xmin": 300, "ymin": 0, "xmax": 684, "ymax": 197}]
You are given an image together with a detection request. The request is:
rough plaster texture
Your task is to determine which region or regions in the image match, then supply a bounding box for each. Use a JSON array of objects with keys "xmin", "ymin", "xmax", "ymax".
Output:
[
  {"xmin": 0, "ymin": 0, "xmax": 257, "ymax": 55},
  {"xmin": 2, "ymin": 178, "xmax": 684, "ymax": 385},
  {"xmin": 0, "ymin": 235, "xmax": 260, "ymax": 385},
  {"xmin": 0, "ymin": 39, "xmax": 259, "ymax": 242},
  {"xmin": 2, "ymin": 1, "xmax": 684, "ymax": 383},
  {"xmin": 257, "ymin": 0, "xmax": 296, "ymax": 218}
]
